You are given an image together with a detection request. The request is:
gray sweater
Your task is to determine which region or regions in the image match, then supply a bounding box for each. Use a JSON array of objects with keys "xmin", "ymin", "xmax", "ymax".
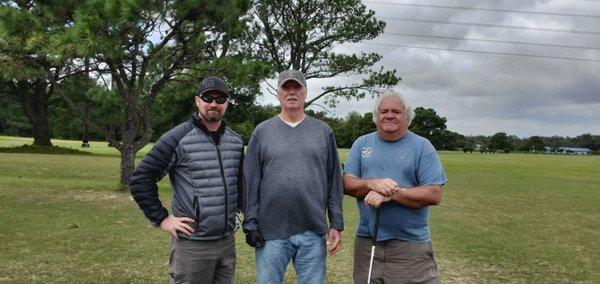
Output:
[{"xmin": 243, "ymin": 115, "xmax": 344, "ymax": 240}]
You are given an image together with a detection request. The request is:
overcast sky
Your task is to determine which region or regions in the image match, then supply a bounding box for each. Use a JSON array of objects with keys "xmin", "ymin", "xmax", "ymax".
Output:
[{"xmin": 256, "ymin": 0, "xmax": 600, "ymax": 138}]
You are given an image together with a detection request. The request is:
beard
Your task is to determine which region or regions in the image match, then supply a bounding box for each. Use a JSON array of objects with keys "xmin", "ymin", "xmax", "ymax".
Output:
[{"xmin": 200, "ymin": 110, "xmax": 224, "ymax": 122}]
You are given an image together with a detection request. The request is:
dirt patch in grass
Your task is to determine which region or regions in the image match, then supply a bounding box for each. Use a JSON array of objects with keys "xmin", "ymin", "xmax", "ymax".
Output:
[
  {"xmin": 438, "ymin": 255, "xmax": 482, "ymax": 283},
  {"xmin": 70, "ymin": 190, "xmax": 132, "ymax": 203}
]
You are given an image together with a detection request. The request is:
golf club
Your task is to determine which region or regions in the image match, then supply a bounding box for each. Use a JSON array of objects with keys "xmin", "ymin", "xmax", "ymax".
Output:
[{"xmin": 367, "ymin": 207, "xmax": 381, "ymax": 284}]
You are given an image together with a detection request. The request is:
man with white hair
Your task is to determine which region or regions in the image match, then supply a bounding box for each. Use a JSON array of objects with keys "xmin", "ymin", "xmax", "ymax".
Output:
[{"xmin": 343, "ymin": 91, "xmax": 446, "ymax": 283}]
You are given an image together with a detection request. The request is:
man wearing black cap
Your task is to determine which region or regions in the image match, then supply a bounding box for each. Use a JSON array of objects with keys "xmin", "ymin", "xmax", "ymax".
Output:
[
  {"xmin": 243, "ymin": 70, "xmax": 344, "ymax": 283},
  {"xmin": 130, "ymin": 76, "xmax": 244, "ymax": 283}
]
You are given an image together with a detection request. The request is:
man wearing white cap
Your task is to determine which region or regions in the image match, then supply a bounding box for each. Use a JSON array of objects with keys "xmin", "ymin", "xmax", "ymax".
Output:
[{"xmin": 243, "ymin": 69, "xmax": 344, "ymax": 283}]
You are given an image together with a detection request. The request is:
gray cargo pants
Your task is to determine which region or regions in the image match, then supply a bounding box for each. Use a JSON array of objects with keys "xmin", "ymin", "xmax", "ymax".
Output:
[
  {"xmin": 353, "ymin": 236, "xmax": 440, "ymax": 284},
  {"xmin": 169, "ymin": 235, "xmax": 236, "ymax": 284}
]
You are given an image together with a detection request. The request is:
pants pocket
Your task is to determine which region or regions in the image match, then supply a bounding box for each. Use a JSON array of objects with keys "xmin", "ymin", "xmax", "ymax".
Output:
[{"xmin": 168, "ymin": 239, "xmax": 186, "ymax": 282}]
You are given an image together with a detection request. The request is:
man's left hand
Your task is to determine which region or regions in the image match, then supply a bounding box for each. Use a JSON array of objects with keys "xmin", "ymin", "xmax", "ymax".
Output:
[
  {"xmin": 327, "ymin": 229, "xmax": 342, "ymax": 255},
  {"xmin": 364, "ymin": 191, "xmax": 391, "ymax": 208}
]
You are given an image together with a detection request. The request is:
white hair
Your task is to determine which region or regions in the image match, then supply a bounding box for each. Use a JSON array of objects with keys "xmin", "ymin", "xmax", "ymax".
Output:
[{"xmin": 372, "ymin": 90, "xmax": 415, "ymax": 126}]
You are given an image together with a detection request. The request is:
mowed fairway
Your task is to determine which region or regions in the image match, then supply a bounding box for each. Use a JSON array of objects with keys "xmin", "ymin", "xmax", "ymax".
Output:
[{"xmin": 0, "ymin": 142, "xmax": 599, "ymax": 282}]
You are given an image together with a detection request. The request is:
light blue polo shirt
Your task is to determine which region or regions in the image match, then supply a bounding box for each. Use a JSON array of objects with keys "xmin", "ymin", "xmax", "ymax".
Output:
[{"xmin": 344, "ymin": 131, "xmax": 447, "ymax": 243}]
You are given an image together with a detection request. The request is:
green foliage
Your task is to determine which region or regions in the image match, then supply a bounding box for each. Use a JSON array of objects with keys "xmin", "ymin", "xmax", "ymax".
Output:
[
  {"xmin": 332, "ymin": 111, "xmax": 375, "ymax": 148},
  {"xmin": 149, "ymin": 82, "xmax": 197, "ymax": 140},
  {"xmin": 248, "ymin": 0, "xmax": 400, "ymax": 108},
  {"xmin": 0, "ymin": 1, "xmax": 83, "ymax": 146},
  {"xmin": 45, "ymin": 0, "xmax": 265, "ymax": 186},
  {"xmin": 439, "ymin": 130, "xmax": 466, "ymax": 151},
  {"xmin": 150, "ymin": 56, "xmax": 271, "ymax": 141},
  {"xmin": 49, "ymin": 74, "xmax": 121, "ymax": 141},
  {"xmin": 51, "ymin": 0, "xmax": 257, "ymax": 145},
  {"xmin": 523, "ymin": 135, "xmax": 545, "ymax": 152},
  {"xmin": 0, "ymin": 86, "xmax": 31, "ymax": 136},
  {"xmin": 227, "ymin": 104, "xmax": 279, "ymax": 143},
  {"xmin": 489, "ymin": 132, "xmax": 514, "ymax": 152},
  {"xmin": 409, "ymin": 107, "xmax": 451, "ymax": 149},
  {"xmin": 406, "ymin": 107, "xmax": 467, "ymax": 150},
  {"xmin": 573, "ymin": 133, "xmax": 600, "ymax": 150}
]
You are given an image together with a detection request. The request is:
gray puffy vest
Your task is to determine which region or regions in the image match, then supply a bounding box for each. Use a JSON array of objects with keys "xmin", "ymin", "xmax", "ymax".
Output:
[
  {"xmin": 172, "ymin": 126, "xmax": 243, "ymax": 240},
  {"xmin": 130, "ymin": 116, "xmax": 244, "ymax": 240}
]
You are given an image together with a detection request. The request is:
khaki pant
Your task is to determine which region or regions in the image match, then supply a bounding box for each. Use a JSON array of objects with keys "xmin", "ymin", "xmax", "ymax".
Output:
[
  {"xmin": 169, "ymin": 235, "xmax": 236, "ymax": 284},
  {"xmin": 353, "ymin": 236, "xmax": 440, "ymax": 284}
]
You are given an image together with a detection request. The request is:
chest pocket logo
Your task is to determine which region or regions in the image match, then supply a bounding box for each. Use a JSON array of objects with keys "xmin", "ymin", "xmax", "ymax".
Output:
[{"xmin": 361, "ymin": 147, "xmax": 372, "ymax": 158}]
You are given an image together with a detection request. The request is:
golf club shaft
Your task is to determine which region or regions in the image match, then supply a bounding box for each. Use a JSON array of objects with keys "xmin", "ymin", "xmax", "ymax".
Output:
[
  {"xmin": 367, "ymin": 245, "xmax": 375, "ymax": 283},
  {"xmin": 367, "ymin": 208, "xmax": 382, "ymax": 283}
]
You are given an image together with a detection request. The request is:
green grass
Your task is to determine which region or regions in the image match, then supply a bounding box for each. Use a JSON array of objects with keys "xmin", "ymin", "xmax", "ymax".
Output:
[
  {"xmin": 1, "ymin": 137, "xmax": 599, "ymax": 282},
  {"xmin": 0, "ymin": 136, "xmax": 153, "ymax": 157},
  {"xmin": 433, "ymin": 153, "xmax": 600, "ymax": 282}
]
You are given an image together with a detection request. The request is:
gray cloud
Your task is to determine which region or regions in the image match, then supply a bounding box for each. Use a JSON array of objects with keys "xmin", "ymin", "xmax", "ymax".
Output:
[
  {"xmin": 258, "ymin": 0, "xmax": 600, "ymax": 137},
  {"xmin": 329, "ymin": 0, "xmax": 600, "ymax": 137}
]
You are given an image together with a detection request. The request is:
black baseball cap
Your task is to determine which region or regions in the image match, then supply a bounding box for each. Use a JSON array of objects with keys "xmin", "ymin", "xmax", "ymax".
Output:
[{"xmin": 197, "ymin": 76, "xmax": 229, "ymax": 97}]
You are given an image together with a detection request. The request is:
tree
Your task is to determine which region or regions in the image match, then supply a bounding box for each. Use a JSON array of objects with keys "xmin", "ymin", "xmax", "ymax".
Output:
[
  {"xmin": 489, "ymin": 132, "xmax": 513, "ymax": 153},
  {"xmin": 49, "ymin": 73, "xmax": 119, "ymax": 141},
  {"xmin": 52, "ymin": 0, "xmax": 262, "ymax": 189},
  {"xmin": 439, "ymin": 130, "xmax": 465, "ymax": 151},
  {"xmin": 0, "ymin": 1, "xmax": 82, "ymax": 146},
  {"xmin": 525, "ymin": 136, "xmax": 545, "ymax": 153},
  {"xmin": 227, "ymin": 104, "xmax": 279, "ymax": 143},
  {"xmin": 543, "ymin": 135, "xmax": 563, "ymax": 149},
  {"xmin": 0, "ymin": 83, "xmax": 31, "ymax": 136},
  {"xmin": 150, "ymin": 59, "xmax": 271, "ymax": 142},
  {"xmin": 248, "ymin": 0, "xmax": 400, "ymax": 109},
  {"xmin": 333, "ymin": 111, "xmax": 375, "ymax": 148},
  {"xmin": 573, "ymin": 133, "xmax": 599, "ymax": 150},
  {"xmin": 409, "ymin": 107, "xmax": 448, "ymax": 149},
  {"xmin": 507, "ymin": 134, "xmax": 522, "ymax": 152}
]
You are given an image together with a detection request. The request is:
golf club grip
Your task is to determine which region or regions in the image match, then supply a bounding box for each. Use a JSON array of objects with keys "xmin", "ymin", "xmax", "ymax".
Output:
[{"xmin": 373, "ymin": 208, "xmax": 381, "ymax": 244}]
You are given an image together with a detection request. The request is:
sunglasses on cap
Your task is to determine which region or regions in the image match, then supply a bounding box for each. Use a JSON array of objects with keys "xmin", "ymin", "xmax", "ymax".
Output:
[{"xmin": 199, "ymin": 94, "xmax": 228, "ymax": 104}]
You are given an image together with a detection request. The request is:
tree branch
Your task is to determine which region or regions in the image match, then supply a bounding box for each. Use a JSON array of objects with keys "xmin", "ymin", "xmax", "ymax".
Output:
[{"xmin": 305, "ymin": 84, "xmax": 369, "ymax": 108}]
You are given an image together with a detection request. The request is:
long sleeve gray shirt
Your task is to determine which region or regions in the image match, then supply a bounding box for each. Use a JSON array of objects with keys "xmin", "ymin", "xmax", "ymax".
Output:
[{"xmin": 243, "ymin": 115, "xmax": 344, "ymax": 240}]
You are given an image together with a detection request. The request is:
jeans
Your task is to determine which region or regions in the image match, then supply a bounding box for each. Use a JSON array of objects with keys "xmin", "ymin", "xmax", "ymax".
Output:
[{"xmin": 256, "ymin": 230, "xmax": 326, "ymax": 284}]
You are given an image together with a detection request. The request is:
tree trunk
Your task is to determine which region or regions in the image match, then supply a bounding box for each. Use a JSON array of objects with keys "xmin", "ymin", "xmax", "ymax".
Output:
[
  {"xmin": 117, "ymin": 127, "xmax": 150, "ymax": 190},
  {"xmin": 82, "ymin": 58, "xmax": 91, "ymax": 147},
  {"xmin": 20, "ymin": 81, "xmax": 52, "ymax": 146},
  {"xmin": 117, "ymin": 94, "xmax": 150, "ymax": 190},
  {"xmin": 81, "ymin": 120, "xmax": 90, "ymax": 147},
  {"xmin": 81, "ymin": 102, "xmax": 90, "ymax": 147},
  {"xmin": 119, "ymin": 147, "xmax": 136, "ymax": 191}
]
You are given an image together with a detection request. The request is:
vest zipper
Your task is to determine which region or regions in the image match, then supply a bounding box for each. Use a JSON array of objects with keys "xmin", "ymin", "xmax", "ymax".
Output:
[
  {"xmin": 193, "ymin": 196, "xmax": 200, "ymax": 236},
  {"xmin": 215, "ymin": 144, "xmax": 229, "ymax": 235}
]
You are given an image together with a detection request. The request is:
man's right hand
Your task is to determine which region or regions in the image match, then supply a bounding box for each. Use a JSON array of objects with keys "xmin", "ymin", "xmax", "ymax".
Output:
[
  {"xmin": 367, "ymin": 178, "xmax": 398, "ymax": 196},
  {"xmin": 245, "ymin": 230, "xmax": 265, "ymax": 248},
  {"xmin": 159, "ymin": 215, "xmax": 195, "ymax": 240}
]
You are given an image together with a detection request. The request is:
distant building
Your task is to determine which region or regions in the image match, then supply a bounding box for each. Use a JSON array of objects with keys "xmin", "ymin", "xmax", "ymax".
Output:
[
  {"xmin": 544, "ymin": 146, "xmax": 554, "ymax": 154},
  {"xmin": 556, "ymin": 147, "xmax": 591, "ymax": 155}
]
